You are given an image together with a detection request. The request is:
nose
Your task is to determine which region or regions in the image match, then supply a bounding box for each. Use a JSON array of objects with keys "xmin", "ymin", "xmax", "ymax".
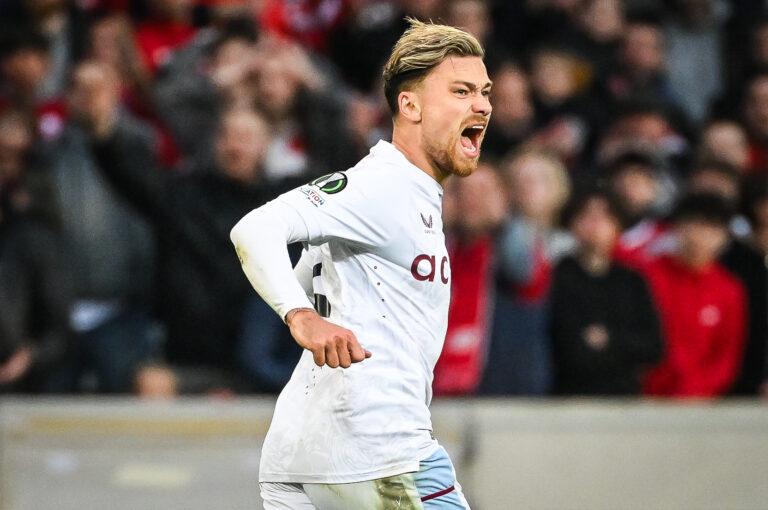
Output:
[{"xmin": 472, "ymin": 94, "xmax": 492, "ymax": 116}]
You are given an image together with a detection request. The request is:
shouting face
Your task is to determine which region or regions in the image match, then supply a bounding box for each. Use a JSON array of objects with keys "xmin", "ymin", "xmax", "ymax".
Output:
[{"xmin": 412, "ymin": 56, "xmax": 492, "ymax": 179}]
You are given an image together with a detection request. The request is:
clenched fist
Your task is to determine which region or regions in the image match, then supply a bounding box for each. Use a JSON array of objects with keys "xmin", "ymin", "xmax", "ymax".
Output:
[{"xmin": 287, "ymin": 309, "xmax": 371, "ymax": 368}]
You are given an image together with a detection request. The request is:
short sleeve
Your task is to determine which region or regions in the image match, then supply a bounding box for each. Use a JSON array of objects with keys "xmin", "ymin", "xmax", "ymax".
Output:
[{"xmin": 275, "ymin": 170, "xmax": 396, "ymax": 248}]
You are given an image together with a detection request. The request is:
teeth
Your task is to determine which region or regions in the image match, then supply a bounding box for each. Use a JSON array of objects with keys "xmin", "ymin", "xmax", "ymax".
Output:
[{"xmin": 471, "ymin": 125, "xmax": 484, "ymax": 130}]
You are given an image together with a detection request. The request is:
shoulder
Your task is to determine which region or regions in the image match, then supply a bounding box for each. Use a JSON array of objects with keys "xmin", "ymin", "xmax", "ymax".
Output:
[{"xmin": 713, "ymin": 264, "xmax": 746, "ymax": 298}]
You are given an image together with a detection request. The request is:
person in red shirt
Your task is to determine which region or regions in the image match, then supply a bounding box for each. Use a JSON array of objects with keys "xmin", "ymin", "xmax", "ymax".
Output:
[
  {"xmin": 643, "ymin": 193, "xmax": 747, "ymax": 398},
  {"xmin": 433, "ymin": 163, "xmax": 506, "ymax": 396}
]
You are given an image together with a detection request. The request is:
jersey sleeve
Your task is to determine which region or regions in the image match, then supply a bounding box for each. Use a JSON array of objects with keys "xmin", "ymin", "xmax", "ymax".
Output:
[{"xmin": 274, "ymin": 170, "xmax": 396, "ymax": 248}]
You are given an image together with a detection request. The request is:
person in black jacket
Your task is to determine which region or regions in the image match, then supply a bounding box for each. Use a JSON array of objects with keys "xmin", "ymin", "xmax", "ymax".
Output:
[
  {"xmin": 0, "ymin": 109, "xmax": 72, "ymax": 392},
  {"xmin": 720, "ymin": 175, "xmax": 768, "ymax": 396},
  {"xmin": 550, "ymin": 187, "xmax": 663, "ymax": 395},
  {"xmin": 72, "ymin": 60, "xmax": 301, "ymax": 394}
]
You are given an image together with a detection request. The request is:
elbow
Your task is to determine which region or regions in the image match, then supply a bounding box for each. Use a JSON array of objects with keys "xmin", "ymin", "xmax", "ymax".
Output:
[{"xmin": 230, "ymin": 208, "xmax": 266, "ymax": 247}]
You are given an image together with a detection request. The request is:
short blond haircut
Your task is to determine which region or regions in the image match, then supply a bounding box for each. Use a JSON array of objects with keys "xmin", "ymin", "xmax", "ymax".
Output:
[{"xmin": 383, "ymin": 18, "xmax": 484, "ymax": 116}]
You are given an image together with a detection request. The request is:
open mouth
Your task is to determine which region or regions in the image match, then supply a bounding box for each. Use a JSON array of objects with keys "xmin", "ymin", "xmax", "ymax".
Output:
[{"xmin": 460, "ymin": 124, "xmax": 485, "ymax": 158}]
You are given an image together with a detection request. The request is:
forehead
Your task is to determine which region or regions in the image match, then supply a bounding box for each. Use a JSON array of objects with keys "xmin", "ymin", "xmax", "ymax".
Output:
[{"xmin": 423, "ymin": 56, "xmax": 489, "ymax": 85}]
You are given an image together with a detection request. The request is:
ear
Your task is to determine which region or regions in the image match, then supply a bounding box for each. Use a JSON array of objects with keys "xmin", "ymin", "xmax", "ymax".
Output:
[{"xmin": 398, "ymin": 91, "xmax": 422, "ymax": 122}]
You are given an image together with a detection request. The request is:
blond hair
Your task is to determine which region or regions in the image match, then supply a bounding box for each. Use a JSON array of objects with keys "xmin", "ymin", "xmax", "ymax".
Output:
[{"xmin": 383, "ymin": 18, "xmax": 484, "ymax": 115}]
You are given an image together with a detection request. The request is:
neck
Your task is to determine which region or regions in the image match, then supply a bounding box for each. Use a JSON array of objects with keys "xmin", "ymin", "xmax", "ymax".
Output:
[
  {"xmin": 578, "ymin": 249, "xmax": 611, "ymax": 275},
  {"xmin": 391, "ymin": 126, "xmax": 446, "ymax": 185},
  {"xmin": 676, "ymin": 253, "xmax": 712, "ymax": 272}
]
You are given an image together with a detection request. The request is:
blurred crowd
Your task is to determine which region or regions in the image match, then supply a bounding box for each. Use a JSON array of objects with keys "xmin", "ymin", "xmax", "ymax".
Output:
[{"xmin": 0, "ymin": 0, "xmax": 767, "ymax": 399}]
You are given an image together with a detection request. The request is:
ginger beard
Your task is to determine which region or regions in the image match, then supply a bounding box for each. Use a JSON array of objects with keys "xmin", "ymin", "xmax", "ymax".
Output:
[{"xmin": 417, "ymin": 56, "xmax": 492, "ymax": 179}]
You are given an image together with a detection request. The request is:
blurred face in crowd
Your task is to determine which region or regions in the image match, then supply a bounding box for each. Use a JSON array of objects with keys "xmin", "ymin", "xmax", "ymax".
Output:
[
  {"xmin": 505, "ymin": 152, "xmax": 569, "ymax": 225},
  {"xmin": 609, "ymin": 165, "xmax": 657, "ymax": 219},
  {"xmin": 570, "ymin": 196, "xmax": 620, "ymax": 256},
  {"xmin": 0, "ymin": 48, "xmax": 49, "ymax": 97},
  {"xmin": 577, "ymin": 0, "xmax": 624, "ymax": 43},
  {"xmin": 752, "ymin": 23, "xmax": 768, "ymax": 68},
  {"xmin": 254, "ymin": 53, "xmax": 302, "ymax": 121},
  {"xmin": 0, "ymin": 111, "xmax": 32, "ymax": 183},
  {"xmin": 688, "ymin": 168, "xmax": 740, "ymax": 205},
  {"xmin": 215, "ymin": 109, "xmax": 270, "ymax": 183},
  {"xmin": 445, "ymin": 0, "xmax": 491, "ymax": 43},
  {"xmin": 490, "ymin": 66, "xmax": 534, "ymax": 131},
  {"xmin": 744, "ymin": 76, "xmax": 768, "ymax": 142},
  {"xmin": 699, "ymin": 121, "xmax": 749, "ymax": 169},
  {"xmin": 530, "ymin": 49, "xmax": 577, "ymax": 105},
  {"xmin": 675, "ymin": 219, "xmax": 728, "ymax": 269},
  {"xmin": 452, "ymin": 163, "xmax": 506, "ymax": 236},
  {"xmin": 68, "ymin": 61, "xmax": 121, "ymax": 127},
  {"xmin": 622, "ymin": 23, "xmax": 664, "ymax": 75}
]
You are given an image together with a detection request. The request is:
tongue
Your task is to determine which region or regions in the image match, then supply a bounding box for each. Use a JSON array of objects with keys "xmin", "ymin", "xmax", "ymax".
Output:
[{"xmin": 461, "ymin": 135, "xmax": 475, "ymax": 151}]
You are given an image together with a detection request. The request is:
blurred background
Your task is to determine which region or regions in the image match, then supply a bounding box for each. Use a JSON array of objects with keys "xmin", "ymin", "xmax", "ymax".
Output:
[{"xmin": 0, "ymin": 0, "xmax": 767, "ymax": 508}]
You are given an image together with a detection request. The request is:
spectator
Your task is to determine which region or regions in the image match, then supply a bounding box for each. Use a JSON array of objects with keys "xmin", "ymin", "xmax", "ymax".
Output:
[
  {"xmin": 37, "ymin": 60, "xmax": 157, "ymax": 393},
  {"xmin": 330, "ymin": 0, "xmax": 407, "ymax": 94},
  {"xmin": 643, "ymin": 193, "xmax": 747, "ymax": 398},
  {"xmin": 252, "ymin": 37, "xmax": 355, "ymax": 179},
  {"xmin": 481, "ymin": 150, "xmax": 573, "ymax": 395},
  {"xmin": 0, "ymin": 28, "xmax": 69, "ymax": 142},
  {"xmin": 4, "ymin": 0, "xmax": 91, "ymax": 100},
  {"xmin": 686, "ymin": 159, "xmax": 748, "ymax": 237},
  {"xmin": 571, "ymin": 0, "xmax": 624, "ymax": 82},
  {"xmin": 742, "ymin": 73, "xmax": 768, "ymax": 173},
  {"xmin": 443, "ymin": 0, "xmax": 506, "ymax": 73},
  {"xmin": 0, "ymin": 108, "xmax": 72, "ymax": 392},
  {"xmin": 550, "ymin": 187, "xmax": 663, "ymax": 395},
  {"xmin": 720, "ymin": 175, "xmax": 768, "ymax": 396},
  {"xmin": 480, "ymin": 63, "xmax": 536, "ymax": 160},
  {"xmin": 697, "ymin": 118, "xmax": 750, "ymax": 171},
  {"xmin": 604, "ymin": 13, "xmax": 678, "ymax": 108},
  {"xmin": 603, "ymin": 151, "xmax": 672, "ymax": 266},
  {"xmin": 526, "ymin": 43, "xmax": 592, "ymax": 165},
  {"xmin": 434, "ymin": 163, "xmax": 506, "ymax": 396},
  {"xmin": 259, "ymin": 0, "xmax": 347, "ymax": 53},
  {"xmin": 153, "ymin": 16, "xmax": 260, "ymax": 164},
  {"xmin": 328, "ymin": 1, "xmax": 407, "ymax": 93},
  {"xmin": 134, "ymin": 0, "xmax": 198, "ymax": 75},
  {"xmin": 73, "ymin": 61, "xmax": 301, "ymax": 394},
  {"xmin": 663, "ymin": 0, "xmax": 729, "ymax": 123}
]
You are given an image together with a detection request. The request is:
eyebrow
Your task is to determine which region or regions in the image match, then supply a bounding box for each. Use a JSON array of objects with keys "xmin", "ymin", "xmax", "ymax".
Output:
[{"xmin": 451, "ymin": 80, "xmax": 493, "ymax": 90}]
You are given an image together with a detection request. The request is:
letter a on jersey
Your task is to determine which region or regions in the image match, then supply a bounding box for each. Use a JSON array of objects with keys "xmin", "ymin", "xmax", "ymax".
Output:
[{"xmin": 311, "ymin": 172, "xmax": 348, "ymax": 194}]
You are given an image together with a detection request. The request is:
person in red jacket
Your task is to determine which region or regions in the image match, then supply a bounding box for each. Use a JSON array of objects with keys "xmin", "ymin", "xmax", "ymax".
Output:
[{"xmin": 643, "ymin": 193, "xmax": 747, "ymax": 398}]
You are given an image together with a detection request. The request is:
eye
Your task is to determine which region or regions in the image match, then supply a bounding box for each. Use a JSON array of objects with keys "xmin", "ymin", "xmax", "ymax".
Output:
[
  {"xmin": 454, "ymin": 88, "xmax": 469, "ymax": 96},
  {"xmin": 482, "ymin": 90, "xmax": 491, "ymax": 97}
]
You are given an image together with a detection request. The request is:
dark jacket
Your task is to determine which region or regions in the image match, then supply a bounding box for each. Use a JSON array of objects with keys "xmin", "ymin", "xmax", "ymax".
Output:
[
  {"xmin": 721, "ymin": 240, "xmax": 768, "ymax": 395},
  {"xmin": 39, "ymin": 120, "xmax": 156, "ymax": 304},
  {"xmin": 0, "ymin": 207, "xmax": 73, "ymax": 390},
  {"xmin": 92, "ymin": 116, "xmax": 300, "ymax": 369},
  {"xmin": 550, "ymin": 256, "xmax": 663, "ymax": 395}
]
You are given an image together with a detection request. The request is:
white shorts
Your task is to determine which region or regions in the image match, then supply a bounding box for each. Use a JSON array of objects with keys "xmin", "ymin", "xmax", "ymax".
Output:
[{"xmin": 260, "ymin": 446, "xmax": 470, "ymax": 509}]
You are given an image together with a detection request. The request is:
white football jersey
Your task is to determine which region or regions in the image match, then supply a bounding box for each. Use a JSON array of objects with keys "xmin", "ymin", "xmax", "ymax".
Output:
[{"xmin": 259, "ymin": 140, "xmax": 451, "ymax": 483}]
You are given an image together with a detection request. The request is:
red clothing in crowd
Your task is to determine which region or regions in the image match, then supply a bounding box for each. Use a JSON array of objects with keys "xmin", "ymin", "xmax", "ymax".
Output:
[
  {"xmin": 642, "ymin": 255, "xmax": 747, "ymax": 397},
  {"xmin": 433, "ymin": 235, "xmax": 495, "ymax": 396},
  {"xmin": 135, "ymin": 20, "xmax": 197, "ymax": 75},
  {"xmin": 260, "ymin": 0, "xmax": 348, "ymax": 52}
]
